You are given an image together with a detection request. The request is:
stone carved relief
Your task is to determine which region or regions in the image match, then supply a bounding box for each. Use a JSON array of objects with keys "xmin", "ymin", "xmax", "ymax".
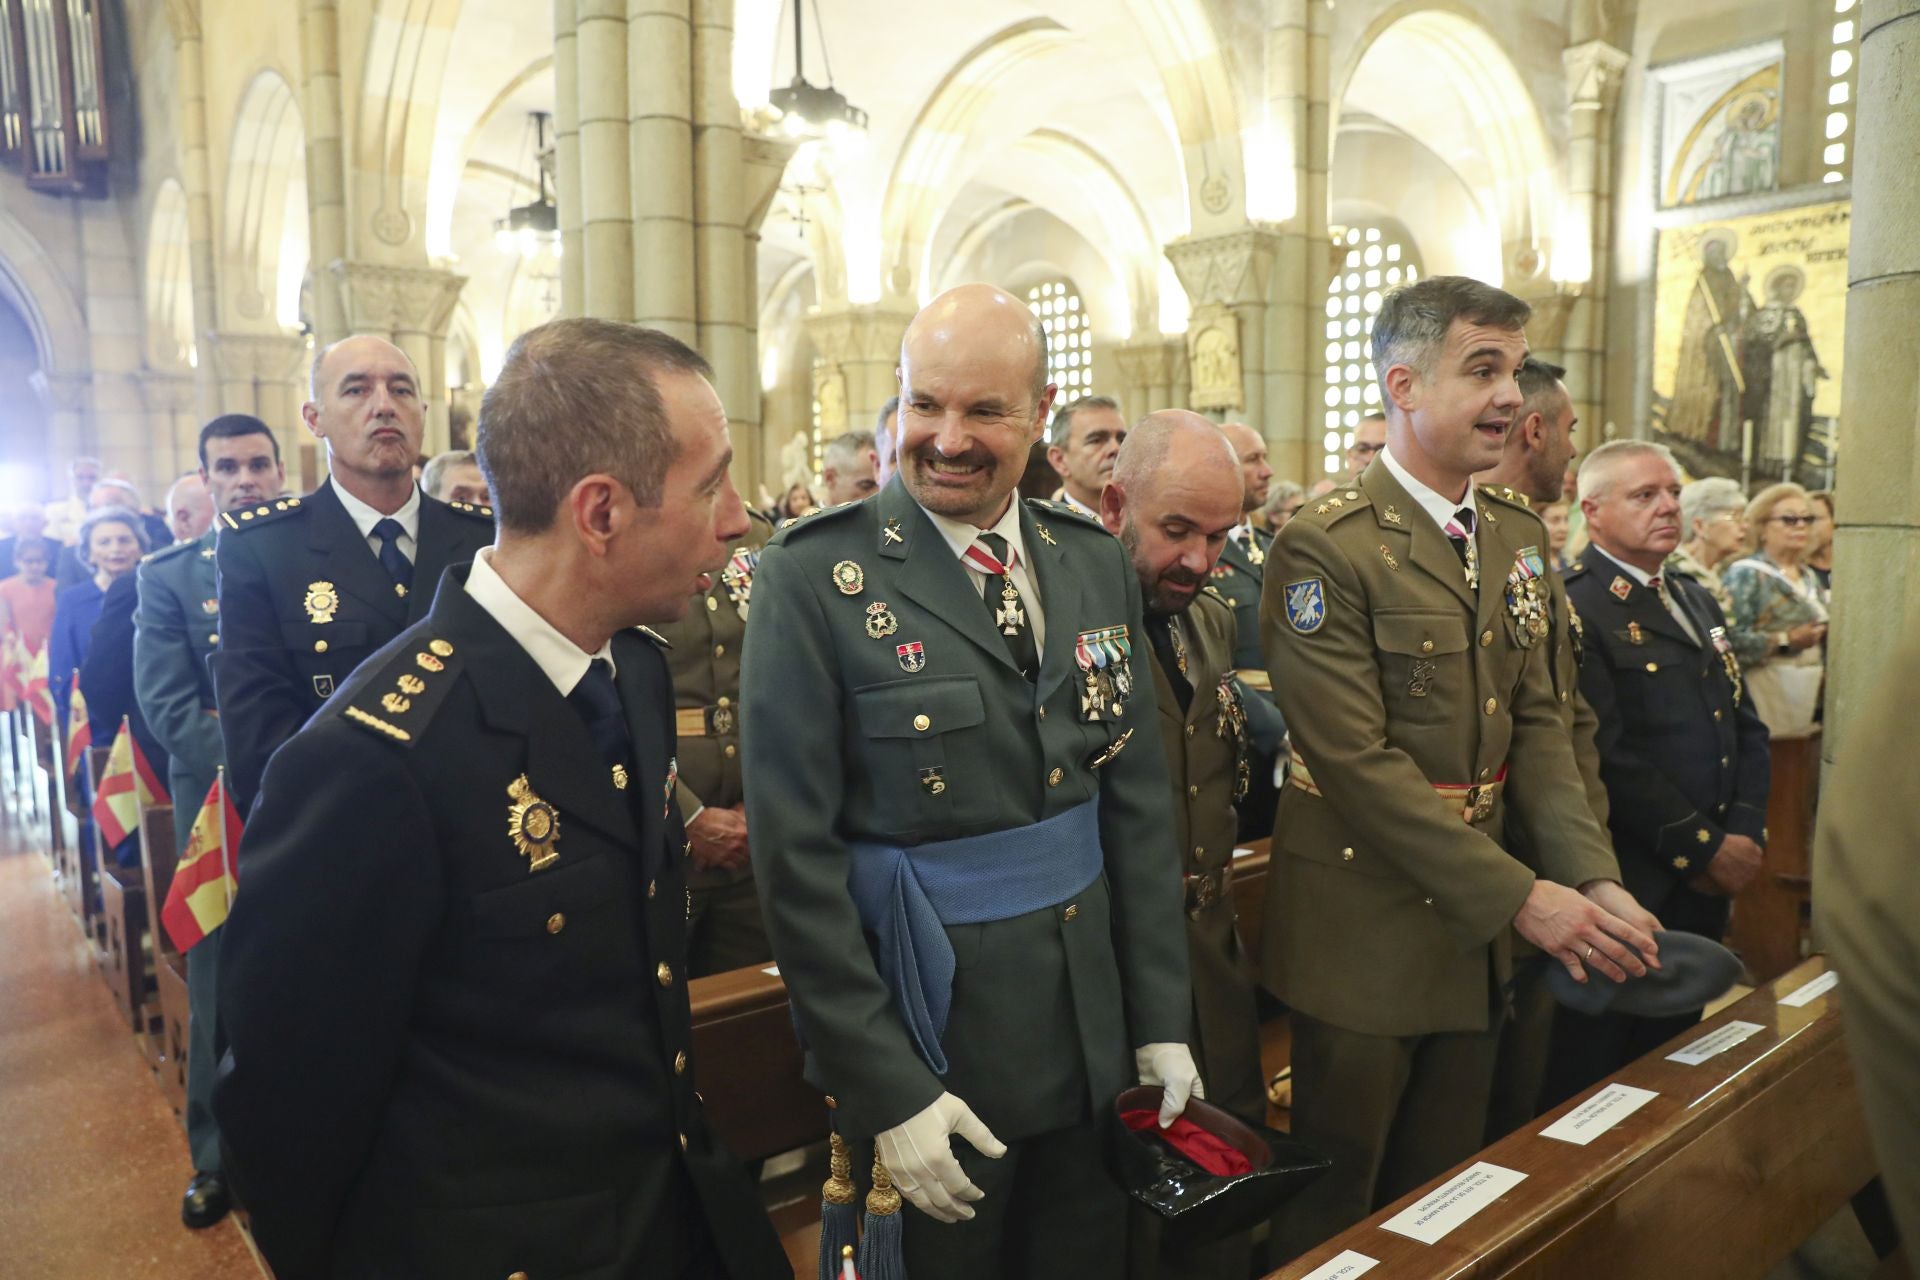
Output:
[
  {"xmin": 1187, "ymin": 309, "xmax": 1244, "ymax": 412},
  {"xmin": 331, "ymin": 261, "xmax": 467, "ymax": 335}
]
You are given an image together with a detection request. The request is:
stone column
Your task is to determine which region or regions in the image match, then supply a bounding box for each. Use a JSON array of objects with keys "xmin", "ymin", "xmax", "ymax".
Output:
[
  {"xmin": 806, "ymin": 303, "xmax": 914, "ymax": 430},
  {"xmin": 739, "ymin": 131, "xmax": 799, "ymax": 487},
  {"xmin": 40, "ymin": 374, "xmax": 92, "ymax": 474},
  {"xmin": 553, "ymin": 0, "xmax": 584, "ymax": 315},
  {"xmin": 1114, "ymin": 339, "xmax": 1189, "ymax": 415},
  {"xmin": 141, "ymin": 372, "xmax": 199, "ymax": 482},
  {"xmin": 576, "ymin": 0, "xmax": 634, "ymax": 319},
  {"xmin": 629, "ymin": 0, "xmax": 696, "ymax": 337},
  {"xmin": 1559, "ymin": 40, "xmax": 1629, "ymax": 452},
  {"xmin": 691, "ymin": 0, "xmax": 748, "ymax": 422},
  {"xmin": 331, "ymin": 262, "xmax": 468, "ymax": 453},
  {"xmin": 1824, "ymin": 0, "xmax": 1920, "ymax": 760},
  {"xmin": 1265, "ymin": 0, "xmax": 1334, "ymax": 482},
  {"xmin": 207, "ymin": 332, "xmax": 313, "ymax": 479},
  {"xmin": 1166, "ymin": 225, "xmax": 1285, "ymax": 432},
  {"xmin": 301, "ymin": 0, "xmax": 351, "ymax": 344},
  {"xmin": 164, "ymin": 0, "xmax": 222, "ymax": 421}
]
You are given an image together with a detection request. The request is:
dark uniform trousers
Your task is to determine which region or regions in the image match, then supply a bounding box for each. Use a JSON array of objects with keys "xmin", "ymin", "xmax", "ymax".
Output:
[
  {"xmin": 654, "ymin": 513, "xmax": 774, "ymax": 977},
  {"xmin": 742, "ymin": 481, "xmax": 1192, "ymax": 1280},
  {"xmin": 1259, "ymin": 469, "xmax": 1621, "ymax": 1263},
  {"xmin": 1541, "ymin": 551, "xmax": 1769, "ymax": 1109},
  {"xmin": 212, "ymin": 480, "xmax": 494, "ymax": 812},
  {"xmin": 213, "ymin": 568, "xmax": 784, "ymax": 1280}
]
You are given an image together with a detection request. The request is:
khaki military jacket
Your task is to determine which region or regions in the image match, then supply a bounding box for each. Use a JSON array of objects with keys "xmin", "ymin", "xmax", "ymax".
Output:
[
  {"xmin": 1152, "ymin": 591, "xmax": 1264, "ymax": 1124},
  {"xmin": 653, "ymin": 513, "xmax": 772, "ymax": 889},
  {"xmin": 1259, "ymin": 461, "xmax": 1620, "ymax": 1037}
]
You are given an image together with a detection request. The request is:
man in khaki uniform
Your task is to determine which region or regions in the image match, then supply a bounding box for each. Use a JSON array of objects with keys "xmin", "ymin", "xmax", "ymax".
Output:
[
  {"xmin": 1104, "ymin": 411, "xmax": 1265, "ymax": 1280},
  {"xmin": 1473, "ymin": 355, "xmax": 1614, "ymax": 1139},
  {"xmin": 654, "ymin": 509, "xmax": 775, "ymax": 975},
  {"xmin": 1259, "ymin": 276, "xmax": 1660, "ymax": 1260}
]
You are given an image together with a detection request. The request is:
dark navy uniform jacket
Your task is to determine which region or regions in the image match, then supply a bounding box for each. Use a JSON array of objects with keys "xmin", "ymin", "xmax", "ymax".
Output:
[{"xmin": 1567, "ymin": 547, "xmax": 1770, "ymax": 932}]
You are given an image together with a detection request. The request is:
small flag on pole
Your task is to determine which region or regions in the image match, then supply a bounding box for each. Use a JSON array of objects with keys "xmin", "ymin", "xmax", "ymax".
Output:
[
  {"xmin": 64, "ymin": 673, "xmax": 91, "ymax": 778},
  {"xmin": 89, "ymin": 717, "xmax": 167, "ymax": 847},
  {"xmin": 161, "ymin": 770, "xmax": 243, "ymax": 952},
  {"xmin": 23, "ymin": 645, "xmax": 52, "ymax": 725}
]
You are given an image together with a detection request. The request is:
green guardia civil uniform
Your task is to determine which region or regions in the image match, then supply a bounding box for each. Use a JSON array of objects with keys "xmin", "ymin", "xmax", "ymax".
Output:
[
  {"xmin": 652, "ymin": 511, "xmax": 773, "ymax": 977},
  {"xmin": 741, "ymin": 476, "xmax": 1190, "ymax": 1279},
  {"xmin": 1258, "ymin": 459, "xmax": 1621, "ymax": 1259}
]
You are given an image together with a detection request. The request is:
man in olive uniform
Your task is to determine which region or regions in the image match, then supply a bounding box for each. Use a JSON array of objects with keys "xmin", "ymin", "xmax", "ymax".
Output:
[
  {"xmin": 742, "ymin": 285, "xmax": 1200, "ymax": 1279},
  {"xmin": 134, "ymin": 413, "xmax": 285, "ymax": 1229},
  {"xmin": 214, "ymin": 319, "xmax": 785, "ymax": 1280},
  {"xmin": 1472, "ymin": 357, "xmax": 1614, "ymax": 1138},
  {"xmin": 654, "ymin": 509, "xmax": 775, "ymax": 976},
  {"xmin": 1104, "ymin": 411, "xmax": 1265, "ymax": 1280},
  {"xmin": 1215, "ymin": 421, "xmax": 1288, "ymax": 841},
  {"xmin": 1260, "ymin": 276, "xmax": 1661, "ymax": 1259},
  {"xmin": 213, "ymin": 336, "xmax": 494, "ymax": 810}
]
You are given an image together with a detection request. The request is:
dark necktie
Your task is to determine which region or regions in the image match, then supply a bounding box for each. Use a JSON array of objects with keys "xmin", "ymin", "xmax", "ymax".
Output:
[
  {"xmin": 1146, "ymin": 613, "xmax": 1193, "ymax": 713},
  {"xmin": 372, "ymin": 517, "xmax": 414, "ymax": 590},
  {"xmin": 567, "ymin": 659, "xmax": 631, "ymax": 775},
  {"xmin": 965, "ymin": 532, "xmax": 1039, "ymax": 681}
]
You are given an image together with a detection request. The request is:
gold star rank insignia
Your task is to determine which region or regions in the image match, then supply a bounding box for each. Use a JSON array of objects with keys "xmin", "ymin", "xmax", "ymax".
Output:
[{"xmin": 507, "ymin": 774, "xmax": 561, "ymax": 871}]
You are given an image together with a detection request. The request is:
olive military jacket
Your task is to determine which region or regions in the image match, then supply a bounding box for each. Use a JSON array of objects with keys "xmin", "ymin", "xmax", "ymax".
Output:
[
  {"xmin": 1151, "ymin": 590, "xmax": 1265, "ymax": 1125},
  {"xmin": 1259, "ymin": 461, "xmax": 1621, "ymax": 1037},
  {"xmin": 134, "ymin": 528, "xmax": 224, "ymax": 853},
  {"xmin": 741, "ymin": 477, "xmax": 1191, "ymax": 1142},
  {"xmin": 653, "ymin": 512, "xmax": 773, "ymax": 890},
  {"xmin": 1210, "ymin": 526, "xmax": 1287, "ymax": 754}
]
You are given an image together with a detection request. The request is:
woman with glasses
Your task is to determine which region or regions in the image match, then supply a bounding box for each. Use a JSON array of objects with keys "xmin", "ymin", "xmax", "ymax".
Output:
[
  {"xmin": 1723, "ymin": 482, "xmax": 1829, "ymax": 738},
  {"xmin": 1666, "ymin": 476, "xmax": 1748, "ymax": 618}
]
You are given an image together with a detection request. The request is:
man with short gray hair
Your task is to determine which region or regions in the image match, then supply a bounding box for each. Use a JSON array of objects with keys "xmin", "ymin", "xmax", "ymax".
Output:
[
  {"xmin": 215, "ymin": 318, "xmax": 785, "ymax": 1279},
  {"xmin": 1669, "ymin": 475, "xmax": 1747, "ymax": 617},
  {"xmin": 820, "ymin": 428, "xmax": 879, "ymax": 506},
  {"xmin": 1045, "ymin": 394, "xmax": 1126, "ymax": 517},
  {"xmin": 420, "ymin": 449, "xmax": 490, "ymax": 507}
]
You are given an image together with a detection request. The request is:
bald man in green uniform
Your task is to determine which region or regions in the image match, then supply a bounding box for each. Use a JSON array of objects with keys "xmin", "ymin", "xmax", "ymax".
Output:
[
  {"xmin": 742, "ymin": 284, "xmax": 1200, "ymax": 1279},
  {"xmin": 1260, "ymin": 276, "xmax": 1661, "ymax": 1260}
]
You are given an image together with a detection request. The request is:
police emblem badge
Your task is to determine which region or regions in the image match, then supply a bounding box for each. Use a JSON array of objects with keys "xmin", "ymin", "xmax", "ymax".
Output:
[
  {"xmin": 896, "ymin": 641, "xmax": 926, "ymax": 673},
  {"xmin": 1283, "ymin": 578, "xmax": 1326, "ymax": 633},
  {"xmin": 304, "ymin": 581, "xmax": 339, "ymax": 624},
  {"xmin": 506, "ymin": 773, "xmax": 561, "ymax": 871}
]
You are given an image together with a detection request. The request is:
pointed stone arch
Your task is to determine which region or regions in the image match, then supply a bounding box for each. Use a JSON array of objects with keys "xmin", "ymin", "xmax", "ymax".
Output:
[
  {"xmin": 145, "ymin": 179, "xmax": 196, "ymax": 369},
  {"xmin": 223, "ymin": 70, "xmax": 310, "ymax": 329}
]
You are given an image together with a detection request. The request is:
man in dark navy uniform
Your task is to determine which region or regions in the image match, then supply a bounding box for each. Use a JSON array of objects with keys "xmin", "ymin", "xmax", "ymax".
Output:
[
  {"xmin": 212, "ymin": 335, "xmax": 493, "ymax": 810},
  {"xmin": 214, "ymin": 319, "xmax": 786, "ymax": 1280},
  {"xmin": 1544, "ymin": 440, "xmax": 1769, "ymax": 1105},
  {"xmin": 1214, "ymin": 421, "xmax": 1287, "ymax": 840}
]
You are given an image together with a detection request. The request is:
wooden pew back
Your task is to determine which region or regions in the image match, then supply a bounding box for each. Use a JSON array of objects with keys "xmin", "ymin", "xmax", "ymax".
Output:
[{"xmin": 1267, "ymin": 957, "xmax": 1869, "ymax": 1280}]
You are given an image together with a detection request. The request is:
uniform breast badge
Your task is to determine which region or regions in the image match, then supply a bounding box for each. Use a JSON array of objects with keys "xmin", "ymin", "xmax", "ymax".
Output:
[
  {"xmin": 721, "ymin": 548, "xmax": 758, "ymax": 620},
  {"xmin": 201, "ymin": 597, "xmax": 219, "ymax": 615},
  {"xmin": 304, "ymin": 581, "xmax": 339, "ymax": 624},
  {"xmin": 506, "ymin": 774, "xmax": 561, "ymax": 872},
  {"xmin": 1379, "ymin": 545, "xmax": 1400, "ymax": 572},
  {"xmin": 1074, "ymin": 625, "xmax": 1134, "ymax": 721},
  {"xmin": 1383, "ymin": 505, "xmax": 1405, "ymax": 526},
  {"xmin": 1087, "ymin": 728, "xmax": 1133, "ymax": 770},
  {"xmin": 1035, "ymin": 524, "xmax": 1057, "ymax": 547},
  {"xmin": 1214, "ymin": 678, "xmax": 1251, "ymax": 801},
  {"xmin": 896, "ymin": 641, "xmax": 927, "ymax": 673},
  {"xmin": 832, "ymin": 561, "xmax": 865, "ymax": 596},
  {"xmin": 611, "ymin": 763, "xmax": 629, "ymax": 790},
  {"xmin": 1504, "ymin": 547, "xmax": 1551, "ymax": 649},
  {"xmin": 1710, "ymin": 626, "xmax": 1744, "ymax": 705},
  {"xmin": 919, "ymin": 767, "xmax": 947, "ymax": 796},
  {"xmin": 864, "ymin": 601, "xmax": 899, "ymax": 639},
  {"xmin": 1408, "ymin": 659, "xmax": 1436, "ymax": 697},
  {"xmin": 883, "ymin": 518, "xmax": 905, "ymax": 545},
  {"xmin": 1283, "ymin": 578, "xmax": 1326, "ymax": 634},
  {"xmin": 1627, "ymin": 621, "xmax": 1644, "ymax": 645},
  {"xmin": 1610, "ymin": 576, "xmax": 1634, "ymax": 602}
]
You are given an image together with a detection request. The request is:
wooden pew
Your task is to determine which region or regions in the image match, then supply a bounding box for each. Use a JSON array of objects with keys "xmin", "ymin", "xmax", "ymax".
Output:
[
  {"xmin": 1730, "ymin": 734, "xmax": 1818, "ymax": 985},
  {"xmin": 135, "ymin": 804, "xmax": 183, "ymax": 1085},
  {"xmin": 64, "ymin": 742, "xmax": 111, "ymax": 944},
  {"xmin": 1266, "ymin": 956, "xmax": 1870, "ymax": 1280}
]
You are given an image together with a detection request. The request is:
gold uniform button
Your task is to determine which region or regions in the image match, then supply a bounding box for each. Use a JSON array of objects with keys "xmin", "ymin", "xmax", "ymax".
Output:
[
  {"xmin": 1063, "ymin": 903, "xmax": 1078, "ymax": 921},
  {"xmin": 656, "ymin": 962, "xmax": 674, "ymax": 987},
  {"xmin": 1187, "ymin": 785, "xmax": 1199, "ymax": 799},
  {"xmin": 1645, "ymin": 662, "xmax": 1659, "ymax": 673},
  {"xmin": 1341, "ymin": 847, "xmax": 1354, "ymax": 862},
  {"xmin": 1483, "ymin": 698, "xmax": 1497, "ymax": 715},
  {"xmin": 1037, "ymin": 706, "xmax": 1047, "ymax": 721},
  {"xmin": 314, "ymin": 639, "xmax": 328, "ymax": 653},
  {"xmin": 674, "ymin": 1050, "xmax": 687, "ymax": 1075},
  {"xmin": 509, "ymin": 1272, "xmax": 529, "ymax": 1280},
  {"xmin": 1420, "ymin": 640, "xmax": 1434, "ymax": 653},
  {"xmin": 724, "ymin": 743, "xmax": 737, "ymax": 758},
  {"xmin": 647, "ymin": 879, "xmax": 658, "ymax": 899},
  {"xmin": 1713, "ymin": 710, "xmax": 1724, "ymax": 722},
  {"xmin": 546, "ymin": 913, "xmax": 565, "ymax": 935},
  {"xmin": 1720, "ymin": 756, "xmax": 1729, "ymax": 768},
  {"xmin": 1184, "ymin": 724, "xmax": 1196, "ymax": 738},
  {"xmin": 1559, "ymin": 689, "xmax": 1570, "ymax": 702},
  {"xmin": 1480, "ymin": 630, "xmax": 1493, "ymax": 647},
  {"xmin": 679, "ymin": 1133, "xmax": 689, "ymax": 1153},
  {"xmin": 209, "ymin": 633, "xmax": 218, "ymax": 645},
  {"xmin": 1345, "ymin": 491, "xmax": 1360, "ymax": 500},
  {"xmin": 913, "ymin": 714, "xmax": 931, "ymax": 732},
  {"xmin": 1478, "ymin": 766, "xmax": 1491, "ymax": 781},
  {"xmin": 706, "ymin": 596, "xmax": 718, "ymax": 612},
  {"xmin": 1192, "ymin": 845, "xmax": 1205, "ymax": 861},
  {"xmin": 717, "ymin": 696, "xmax": 731, "ymax": 708},
  {"xmin": 1048, "ymin": 767, "xmax": 1064, "ymax": 787}
]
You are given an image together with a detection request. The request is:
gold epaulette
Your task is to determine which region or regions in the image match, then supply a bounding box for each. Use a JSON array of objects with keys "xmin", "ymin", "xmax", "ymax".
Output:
[
  {"xmin": 444, "ymin": 499, "xmax": 495, "ymax": 521},
  {"xmin": 219, "ymin": 495, "xmax": 306, "ymax": 531},
  {"xmin": 1478, "ymin": 484, "xmax": 1536, "ymax": 513},
  {"xmin": 340, "ymin": 637, "xmax": 462, "ymax": 747}
]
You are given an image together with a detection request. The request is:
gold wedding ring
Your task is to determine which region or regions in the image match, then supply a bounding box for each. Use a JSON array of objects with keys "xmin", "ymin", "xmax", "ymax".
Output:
[{"xmin": 1584, "ymin": 945, "xmax": 1595, "ymax": 961}]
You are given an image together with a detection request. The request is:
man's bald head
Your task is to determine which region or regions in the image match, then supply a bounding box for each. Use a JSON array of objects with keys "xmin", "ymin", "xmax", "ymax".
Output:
[
  {"xmin": 1103, "ymin": 410, "xmax": 1243, "ymax": 614},
  {"xmin": 310, "ymin": 334, "xmax": 420, "ymax": 402},
  {"xmin": 901, "ymin": 284, "xmax": 1050, "ymax": 402},
  {"xmin": 304, "ymin": 333, "xmax": 428, "ymax": 492}
]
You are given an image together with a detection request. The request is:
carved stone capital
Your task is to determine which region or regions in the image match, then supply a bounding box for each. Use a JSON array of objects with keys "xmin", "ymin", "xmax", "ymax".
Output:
[
  {"xmin": 33, "ymin": 371, "xmax": 91, "ymax": 414},
  {"xmin": 743, "ymin": 132, "xmax": 803, "ymax": 236},
  {"xmin": 331, "ymin": 261, "xmax": 468, "ymax": 337},
  {"xmin": 1164, "ymin": 225, "xmax": 1285, "ymax": 310},
  {"xmin": 205, "ymin": 331, "xmax": 310, "ymax": 383},
  {"xmin": 806, "ymin": 305, "xmax": 915, "ymax": 367},
  {"xmin": 1114, "ymin": 338, "xmax": 1181, "ymax": 388},
  {"xmin": 141, "ymin": 370, "xmax": 198, "ymax": 413},
  {"xmin": 1563, "ymin": 40, "xmax": 1630, "ymax": 111},
  {"xmin": 164, "ymin": 0, "xmax": 201, "ymax": 44}
]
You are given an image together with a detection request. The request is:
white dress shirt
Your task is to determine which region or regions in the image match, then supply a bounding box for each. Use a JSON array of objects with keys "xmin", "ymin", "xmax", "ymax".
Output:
[
  {"xmin": 464, "ymin": 546, "xmax": 616, "ymax": 694},
  {"xmin": 1059, "ymin": 489, "xmax": 1099, "ymax": 521},
  {"xmin": 1379, "ymin": 444, "xmax": 1476, "ymax": 536},
  {"xmin": 332, "ymin": 475, "xmax": 421, "ymax": 564},
  {"xmin": 916, "ymin": 495, "xmax": 1048, "ymax": 652}
]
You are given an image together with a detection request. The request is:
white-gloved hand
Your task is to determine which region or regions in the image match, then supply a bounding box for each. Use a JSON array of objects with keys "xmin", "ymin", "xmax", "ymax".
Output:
[
  {"xmin": 1135, "ymin": 1042, "xmax": 1205, "ymax": 1128},
  {"xmin": 874, "ymin": 1092, "xmax": 1008, "ymax": 1223}
]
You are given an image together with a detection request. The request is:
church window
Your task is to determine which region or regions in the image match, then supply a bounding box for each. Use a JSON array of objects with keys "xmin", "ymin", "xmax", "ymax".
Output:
[
  {"xmin": 1321, "ymin": 226, "xmax": 1420, "ymax": 475},
  {"xmin": 1026, "ymin": 280, "xmax": 1092, "ymax": 400}
]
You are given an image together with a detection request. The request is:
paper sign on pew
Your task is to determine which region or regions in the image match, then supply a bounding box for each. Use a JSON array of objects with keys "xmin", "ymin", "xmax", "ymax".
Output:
[
  {"xmin": 1666, "ymin": 1020, "xmax": 1764, "ymax": 1065},
  {"xmin": 1538, "ymin": 1083, "xmax": 1659, "ymax": 1146},
  {"xmin": 1379, "ymin": 1161, "xmax": 1528, "ymax": 1245},
  {"xmin": 1779, "ymin": 970, "xmax": 1839, "ymax": 1008},
  {"xmin": 1296, "ymin": 1249, "xmax": 1380, "ymax": 1280}
]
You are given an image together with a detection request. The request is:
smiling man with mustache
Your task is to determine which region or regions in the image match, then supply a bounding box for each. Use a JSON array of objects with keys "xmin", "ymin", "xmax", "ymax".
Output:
[{"xmin": 1259, "ymin": 276, "xmax": 1661, "ymax": 1263}]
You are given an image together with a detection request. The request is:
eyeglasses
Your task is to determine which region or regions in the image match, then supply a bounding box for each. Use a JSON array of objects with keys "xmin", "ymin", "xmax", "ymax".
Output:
[{"xmin": 1770, "ymin": 514, "xmax": 1817, "ymax": 527}]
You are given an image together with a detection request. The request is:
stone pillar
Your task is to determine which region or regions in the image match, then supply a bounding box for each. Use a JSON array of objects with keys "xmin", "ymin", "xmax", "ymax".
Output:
[
  {"xmin": 739, "ymin": 131, "xmax": 799, "ymax": 487},
  {"xmin": 691, "ymin": 0, "xmax": 748, "ymax": 419},
  {"xmin": 1559, "ymin": 40, "xmax": 1629, "ymax": 453},
  {"xmin": 40, "ymin": 374, "xmax": 91, "ymax": 473},
  {"xmin": 1265, "ymin": 0, "xmax": 1334, "ymax": 482},
  {"xmin": 576, "ymin": 0, "xmax": 634, "ymax": 319},
  {"xmin": 1166, "ymin": 225, "xmax": 1286, "ymax": 433},
  {"xmin": 141, "ymin": 372, "xmax": 199, "ymax": 482},
  {"xmin": 301, "ymin": 0, "xmax": 351, "ymax": 344},
  {"xmin": 807, "ymin": 304, "xmax": 914, "ymax": 431},
  {"xmin": 1114, "ymin": 339, "xmax": 1189, "ymax": 415},
  {"xmin": 164, "ymin": 0, "xmax": 222, "ymax": 421},
  {"xmin": 330, "ymin": 262, "xmax": 468, "ymax": 453},
  {"xmin": 207, "ymin": 332, "xmax": 312, "ymax": 480},
  {"xmin": 630, "ymin": 0, "xmax": 696, "ymax": 337},
  {"xmin": 1824, "ymin": 0, "xmax": 1920, "ymax": 761},
  {"xmin": 553, "ymin": 0, "xmax": 584, "ymax": 315}
]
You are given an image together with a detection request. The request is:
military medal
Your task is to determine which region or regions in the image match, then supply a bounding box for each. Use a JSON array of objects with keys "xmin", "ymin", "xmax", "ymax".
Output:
[
  {"xmin": 1248, "ymin": 541, "xmax": 1265, "ymax": 566},
  {"xmin": 506, "ymin": 774, "xmax": 561, "ymax": 872},
  {"xmin": 883, "ymin": 518, "xmax": 905, "ymax": 545},
  {"xmin": 832, "ymin": 560, "xmax": 865, "ymax": 595},
  {"xmin": 1627, "ymin": 621, "xmax": 1644, "ymax": 645},
  {"xmin": 1170, "ymin": 619, "xmax": 1189, "ymax": 677},
  {"xmin": 721, "ymin": 548, "xmax": 758, "ymax": 620},
  {"xmin": 1504, "ymin": 548, "xmax": 1549, "ymax": 648},
  {"xmin": 304, "ymin": 581, "xmax": 339, "ymax": 624},
  {"xmin": 864, "ymin": 601, "xmax": 898, "ymax": 639},
  {"xmin": 1610, "ymin": 576, "xmax": 1633, "ymax": 602},
  {"xmin": 663, "ymin": 757, "xmax": 678, "ymax": 818},
  {"xmin": 992, "ymin": 580, "xmax": 1026, "ymax": 636},
  {"xmin": 1710, "ymin": 626, "xmax": 1744, "ymax": 705},
  {"xmin": 896, "ymin": 641, "xmax": 927, "ymax": 673},
  {"xmin": 1073, "ymin": 625, "xmax": 1133, "ymax": 721},
  {"xmin": 1214, "ymin": 677, "xmax": 1251, "ymax": 801}
]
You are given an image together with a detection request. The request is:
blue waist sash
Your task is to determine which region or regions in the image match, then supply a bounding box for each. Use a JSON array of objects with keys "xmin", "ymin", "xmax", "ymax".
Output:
[{"xmin": 847, "ymin": 799, "xmax": 1104, "ymax": 1075}]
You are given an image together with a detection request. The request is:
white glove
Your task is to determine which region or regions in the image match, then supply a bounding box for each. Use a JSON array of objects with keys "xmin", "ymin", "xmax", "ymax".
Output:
[
  {"xmin": 874, "ymin": 1092, "xmax": 1007, "ymax": 1223},
  {"xmin": 1135, "ymin": 1042, "xmax": 1205, "ymax": 1128}
]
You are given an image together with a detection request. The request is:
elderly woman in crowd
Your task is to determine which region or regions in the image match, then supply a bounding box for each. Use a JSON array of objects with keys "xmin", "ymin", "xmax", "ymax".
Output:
[
  {"xmin": 47, "ymin": 506, "xmax": 149, "ymax": 729},
  {"xmin": 1666, "ymin": 476, "xmax": 1748, "ymax": 618},
  {"xmin": 1258, "ymin": 479, "xmax": 1306, "ymax": 534},
  {"xmin": 1538, "ymin": 500, "xmax": 1572, "ymax": 573},
  {"xmin": 1806, "ymin": 489, "xmax": 1836, "ymax": 595},
  {"xmin": 1723, "ymin": 482, "xmax": 1829, "ymax": 739}
]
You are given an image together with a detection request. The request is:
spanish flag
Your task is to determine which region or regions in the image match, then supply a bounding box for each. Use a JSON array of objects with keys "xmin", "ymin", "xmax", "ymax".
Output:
[
  {"xmin": 0, "ymin": 631, "xmax": 23, "ymax": 712},
  {"xmin": 90, "ymin": 717, "xmax": 169, "ymax": 848},
  {"xmin": 161, "ymin": 772, "xmax": 242, "ymax": 952},
  {"xmin": 64, "ymin": 674, "xmax": 91, "ymax": 779},
  {"xmin": 23, "ymin": 645, "xmax": 51, "ymax": 726}
]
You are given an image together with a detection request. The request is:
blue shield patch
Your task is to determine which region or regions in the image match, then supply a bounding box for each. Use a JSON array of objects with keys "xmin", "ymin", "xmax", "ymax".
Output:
[{"xmin": 1284, "ymin": 578, "xmax": 1327, "ymax": 634}]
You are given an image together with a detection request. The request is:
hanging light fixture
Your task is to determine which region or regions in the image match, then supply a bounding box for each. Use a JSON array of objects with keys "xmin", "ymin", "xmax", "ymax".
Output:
[
  {"xmin": 493, "ymin": 111, "xmax": 559, "ymax": 256},
  {"xmin": 767, "ymin": 0, "xmax": 867, "ymax": 142}
]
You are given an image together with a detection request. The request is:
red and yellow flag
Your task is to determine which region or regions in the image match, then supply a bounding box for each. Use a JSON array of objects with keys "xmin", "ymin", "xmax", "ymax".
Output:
[
  {"xmin": 0, "ymin": 631, "xmax": 24, "ymax": 712},
  {"xmin": 64, "ymin": 673, "xmax": 91, "ymax": 778},
  {"xmin": 161, "ymin": 773, "xmax": 243, "ymax": 952},
  {"xmin": 89, "ymin": 717, "xmax": 169, "ymax": 848},
  {"xmin": 23, "ymin": 645, "xmax": 52, "ymax": 726}
]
